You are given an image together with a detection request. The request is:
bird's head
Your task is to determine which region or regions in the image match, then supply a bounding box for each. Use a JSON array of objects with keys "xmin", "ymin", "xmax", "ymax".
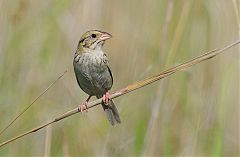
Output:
[{"xmin": 77, "ymin": 30, "xmax": 112, "ymax": 53}]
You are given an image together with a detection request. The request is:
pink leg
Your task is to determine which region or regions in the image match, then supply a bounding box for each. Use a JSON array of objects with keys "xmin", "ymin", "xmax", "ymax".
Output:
[
  {"xmin": 78, "ymin": 95, "xmax": 91, "ymax": 112},
  {"xmin": 102, "ymin": 91, "xmax": 110, "ymax": 105}
]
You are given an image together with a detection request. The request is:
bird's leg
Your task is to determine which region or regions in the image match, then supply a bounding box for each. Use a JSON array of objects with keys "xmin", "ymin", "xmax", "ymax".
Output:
[
  {"xmin": 102, "ymin": 91, "xmax": 110, "ymax": 105},
  {"xmin": 78, "ymin": 95, "xmax": 91, "ymax": 112}
]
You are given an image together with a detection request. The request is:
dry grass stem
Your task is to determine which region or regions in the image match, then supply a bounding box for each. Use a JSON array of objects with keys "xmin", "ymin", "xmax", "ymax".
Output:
[
  {"xmin": 0, "ymin": 40, "xmax": 239, "ymax": 148},
  {"xmin": 0, "ymin": 70, "xmax": 68, "ymax": 137}
]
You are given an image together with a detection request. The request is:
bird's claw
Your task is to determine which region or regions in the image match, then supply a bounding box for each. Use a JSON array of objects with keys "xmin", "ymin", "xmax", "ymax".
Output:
[
  {"xmin": 103, "ymin": 92, "xmax": 110, "ymax": 105},
  {"xmin": 78, "ymin": 102, "xmax": 88, "ymax": 113}
]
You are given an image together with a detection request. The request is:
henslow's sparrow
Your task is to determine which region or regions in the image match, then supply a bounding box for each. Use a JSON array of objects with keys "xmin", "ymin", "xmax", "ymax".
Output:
[{"xmin": 73, "ymin": 30, "xmax": 121, "ymax": 125}]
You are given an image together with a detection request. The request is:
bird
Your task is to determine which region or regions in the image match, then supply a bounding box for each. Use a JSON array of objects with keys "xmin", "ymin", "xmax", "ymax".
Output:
[{"xmin": 73, "ymin": 30, "xmax": 121, "ymax": 126}]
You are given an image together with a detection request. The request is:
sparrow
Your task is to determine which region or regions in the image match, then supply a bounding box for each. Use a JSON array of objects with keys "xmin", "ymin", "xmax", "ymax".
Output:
[{"xmin": 73, "ymin": 30, "xmax": 121, "ymax": 125}]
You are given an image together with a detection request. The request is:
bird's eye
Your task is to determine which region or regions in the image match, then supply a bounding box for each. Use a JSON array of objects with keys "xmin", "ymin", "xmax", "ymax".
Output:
[{"xmin": 91, "ymin": 34, "xmax": 96, "ymax": 38}]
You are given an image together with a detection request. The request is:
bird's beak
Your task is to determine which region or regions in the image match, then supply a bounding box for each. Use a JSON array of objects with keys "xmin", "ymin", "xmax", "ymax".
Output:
[{"xmin": 99, "ymin": 32, "xmax": 112, "ymax": 41}]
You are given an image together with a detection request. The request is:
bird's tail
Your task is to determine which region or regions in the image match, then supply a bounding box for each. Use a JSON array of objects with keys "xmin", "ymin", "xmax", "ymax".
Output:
[{"xmin": 97, "ymin": 95, "xmax": 121, "ymax": 126}]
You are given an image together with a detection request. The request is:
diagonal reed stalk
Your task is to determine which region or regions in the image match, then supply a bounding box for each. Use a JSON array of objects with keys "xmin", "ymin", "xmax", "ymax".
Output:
[
  {"xmin": 0, "ymin": 70, "xmax": 68, "ymax": 137},
  {"xmin": 0, "ymin": 39, "xmax": 239, "ymax": 148}
]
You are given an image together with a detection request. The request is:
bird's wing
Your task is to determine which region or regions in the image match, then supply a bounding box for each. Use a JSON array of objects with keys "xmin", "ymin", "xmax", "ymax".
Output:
[{"xmin": 107, "ymin": 65, "xmax": 113, "ymax": 86}]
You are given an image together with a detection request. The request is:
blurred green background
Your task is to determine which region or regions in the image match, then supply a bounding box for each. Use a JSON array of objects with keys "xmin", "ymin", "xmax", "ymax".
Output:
[{"xmin": 0, "ymin": 0, "xmax": 239, "ymax": 156}]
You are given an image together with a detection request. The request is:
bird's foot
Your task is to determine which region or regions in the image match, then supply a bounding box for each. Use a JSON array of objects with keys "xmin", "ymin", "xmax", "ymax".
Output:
[
  {"xmin": 78, "ymin": 102, "xmax": 88, "ymax": 113},
  {"xmin": 78, "ymin": 96, "xmax": 91, "ymax": 113},
  {"xmin": 103, "ymin": 92, "xmax": 110, "ymax": 105}
]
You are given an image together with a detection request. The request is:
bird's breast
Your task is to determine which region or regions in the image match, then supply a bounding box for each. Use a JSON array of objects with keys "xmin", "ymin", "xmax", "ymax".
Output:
[
  {"xmin": 74, "ymin": 52, "xmax": 112, "ymax": 96},
  {"xmin": 80, "ymin": 52, "xmax": 107, "ymax": 70}
]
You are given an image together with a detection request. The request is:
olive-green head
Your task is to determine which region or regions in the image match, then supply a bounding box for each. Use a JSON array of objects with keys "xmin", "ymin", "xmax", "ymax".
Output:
[{"xmin": 77, "ymin": 30, "xmax": 112, "ymax": 53}]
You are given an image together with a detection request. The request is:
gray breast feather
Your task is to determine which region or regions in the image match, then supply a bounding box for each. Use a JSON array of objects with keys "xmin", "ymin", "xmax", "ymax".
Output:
[
  {"xmin": 73, "ymin": 53, "xmax": 113, "ymax": 96},
  {"xmin": 73, "ymin": 61, "xmax": 96, "ymax": 95},
  {"xmin": 90, "ymin": 66, "xmax": 113, "ymax": 94}
]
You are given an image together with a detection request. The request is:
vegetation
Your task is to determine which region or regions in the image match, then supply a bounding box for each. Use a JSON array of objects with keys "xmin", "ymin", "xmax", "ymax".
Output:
[{"xmin": 0, "ymin": 0, "xmax": 239, "ymax": 156}]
